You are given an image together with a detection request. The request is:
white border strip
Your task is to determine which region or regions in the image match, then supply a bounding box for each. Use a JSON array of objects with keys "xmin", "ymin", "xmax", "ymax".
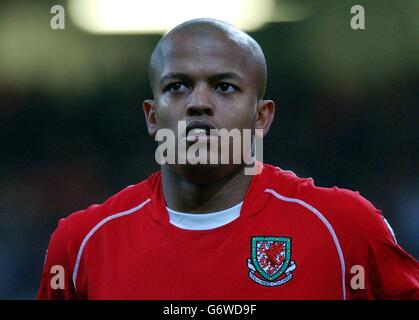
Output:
[
  {"xmin": 72, "ymin": 198, "xmax": 151, "ymax": 292},
  {"xmin": 265, "ymin": 188, "xmax": 347, "ymax": 300}
]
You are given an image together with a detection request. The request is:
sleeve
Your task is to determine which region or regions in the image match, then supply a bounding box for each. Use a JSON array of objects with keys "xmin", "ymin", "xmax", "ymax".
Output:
[
  {"xmin": 37, "ymin": 218, "xmax": 79, "ymax": 300},
  {"xmin": 346, "ymin": 205, "xmax": 419, "ymax": 300}
]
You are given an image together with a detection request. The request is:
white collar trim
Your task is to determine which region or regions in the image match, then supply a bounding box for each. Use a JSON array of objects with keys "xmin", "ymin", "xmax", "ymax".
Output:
[{"xmin": 166, "ymin": 202, "xmax": 243, "ymax": 230}]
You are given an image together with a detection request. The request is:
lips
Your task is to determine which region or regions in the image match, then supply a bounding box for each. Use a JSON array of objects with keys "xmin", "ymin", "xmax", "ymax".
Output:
[
  {"xmin": 183, "ymin": 120, "xmax": 219, "ymax": 143},
  {"xmin": 185, "ymin": 120, "xmax": 217, "ymax": 136}
]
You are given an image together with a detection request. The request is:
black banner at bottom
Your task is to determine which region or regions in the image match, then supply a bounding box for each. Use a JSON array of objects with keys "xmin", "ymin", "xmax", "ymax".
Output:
[{"xmin": 2, "ymin": 300, "xmax": 413, "ymax": 319}]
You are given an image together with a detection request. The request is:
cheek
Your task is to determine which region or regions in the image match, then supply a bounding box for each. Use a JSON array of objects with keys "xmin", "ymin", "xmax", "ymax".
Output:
[
  {"xmin": 158, "ymin": 93, "xmax": 188, "ymax": 113},
  {"xmin": 217, "ymin": 97, "xmax": 256, "ymax": 128},
  {"xmin": 155, "ymin": 98, "xmax": 184, "ymax": 129},
  {"xmin": 159, "ymin": 94, "xmax": 173, "ymax": 108}
]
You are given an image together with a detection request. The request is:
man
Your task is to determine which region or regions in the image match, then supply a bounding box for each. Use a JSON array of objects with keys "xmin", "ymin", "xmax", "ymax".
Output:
[{"xmin": 38, "ymin": 18, "xmax": 418, "ymax": 299}]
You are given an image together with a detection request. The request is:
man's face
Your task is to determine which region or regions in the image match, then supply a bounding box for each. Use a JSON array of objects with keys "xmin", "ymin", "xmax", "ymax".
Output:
[
  {"xmin": 152, "ymin": 32, "xmax": 260, "ymax": 140},
  {"xmin": 144, "ymin": 31, "xmax": 272, "ymax": 182}
]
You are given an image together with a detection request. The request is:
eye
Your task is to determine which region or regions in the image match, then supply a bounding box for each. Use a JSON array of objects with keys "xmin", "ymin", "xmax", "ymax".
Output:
[
  {"xmin": 215, "ymin": 83, "xmax": 238, "ymax": 93},
  {"xmin": 164, "ymin": 82, "xmax": 189, "ymax": 93}
]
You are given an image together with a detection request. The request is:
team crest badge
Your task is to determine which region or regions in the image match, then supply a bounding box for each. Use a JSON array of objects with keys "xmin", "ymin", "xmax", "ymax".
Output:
[{"xmin": 247, "ymin": 236, "xmax": 296, "ymax": 287}]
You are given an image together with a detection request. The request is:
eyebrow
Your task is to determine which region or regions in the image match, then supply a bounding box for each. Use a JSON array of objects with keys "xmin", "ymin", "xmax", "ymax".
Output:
[
  {"xmin": 209, "ymin": 72, "xmax": 244, "ymax": 82},
  {"xmin": 159, "ymin": 73, "xmax": 189, "ymax": 84},
  {"xmin": 159, "ymin": 72, "xmax": 244, "ymax": 84}
]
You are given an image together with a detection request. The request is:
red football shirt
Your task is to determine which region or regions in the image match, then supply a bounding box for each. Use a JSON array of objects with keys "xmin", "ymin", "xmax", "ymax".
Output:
[{"xmin": 38, "ymin": 163, "xmax": 419, "ymax": 299}]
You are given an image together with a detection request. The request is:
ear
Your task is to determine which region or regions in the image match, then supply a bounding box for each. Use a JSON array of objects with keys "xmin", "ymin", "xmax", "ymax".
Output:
[
  {"xmin": 143, "ymin": 99, "xmax": 157, "ymax": 137},
  {"xmin": 255, "ymin": 99, "xmax": 275, "ymax": 137}
]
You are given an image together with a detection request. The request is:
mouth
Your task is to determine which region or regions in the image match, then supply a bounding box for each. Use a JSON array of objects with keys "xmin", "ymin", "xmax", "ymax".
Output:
[{"xmin": 185, "ymin": 120, "xmax": 217, "ymax": 139}]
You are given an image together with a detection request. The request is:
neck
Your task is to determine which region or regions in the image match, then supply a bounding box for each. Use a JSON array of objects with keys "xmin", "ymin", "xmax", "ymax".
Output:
[{"xmin": 161, "ymin": 165, "xmax": 253, "ymax": 214}]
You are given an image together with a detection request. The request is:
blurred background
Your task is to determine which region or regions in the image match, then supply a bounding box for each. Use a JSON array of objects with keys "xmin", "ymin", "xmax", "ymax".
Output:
[{"xmin": 0, "ymin": 0, "xmax": 418, "ymax": 299}]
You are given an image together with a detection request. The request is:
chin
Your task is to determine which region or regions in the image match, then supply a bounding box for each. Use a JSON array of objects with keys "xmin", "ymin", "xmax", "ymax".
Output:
[{"xmin": 172, "ymin": 163, "xmax": 244, "ymax": 185}]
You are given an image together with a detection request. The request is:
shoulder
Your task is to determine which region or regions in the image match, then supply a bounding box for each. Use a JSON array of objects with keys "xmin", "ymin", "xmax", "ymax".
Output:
[
  {"xmin": 264, "ymin": 164, "xmax": 419, "ymax": 299},
  {"xmin": 263, "ymin": 163, "xmax": 390, "ymax": 240},
  {"xmin": 50, "ymin": 172, "xmax": 159, "ymax": 249}
]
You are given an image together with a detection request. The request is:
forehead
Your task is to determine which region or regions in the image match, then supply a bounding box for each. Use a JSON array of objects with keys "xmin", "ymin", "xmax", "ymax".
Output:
[{"xmin": 157, "ymin": 33, "xmax": 255, "ymax": 78}]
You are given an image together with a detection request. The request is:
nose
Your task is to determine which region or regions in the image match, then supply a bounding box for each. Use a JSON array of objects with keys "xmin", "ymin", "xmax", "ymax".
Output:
[{"xmin": 186, "ymin": 83, "xmax": 214, "ymax": 117}]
